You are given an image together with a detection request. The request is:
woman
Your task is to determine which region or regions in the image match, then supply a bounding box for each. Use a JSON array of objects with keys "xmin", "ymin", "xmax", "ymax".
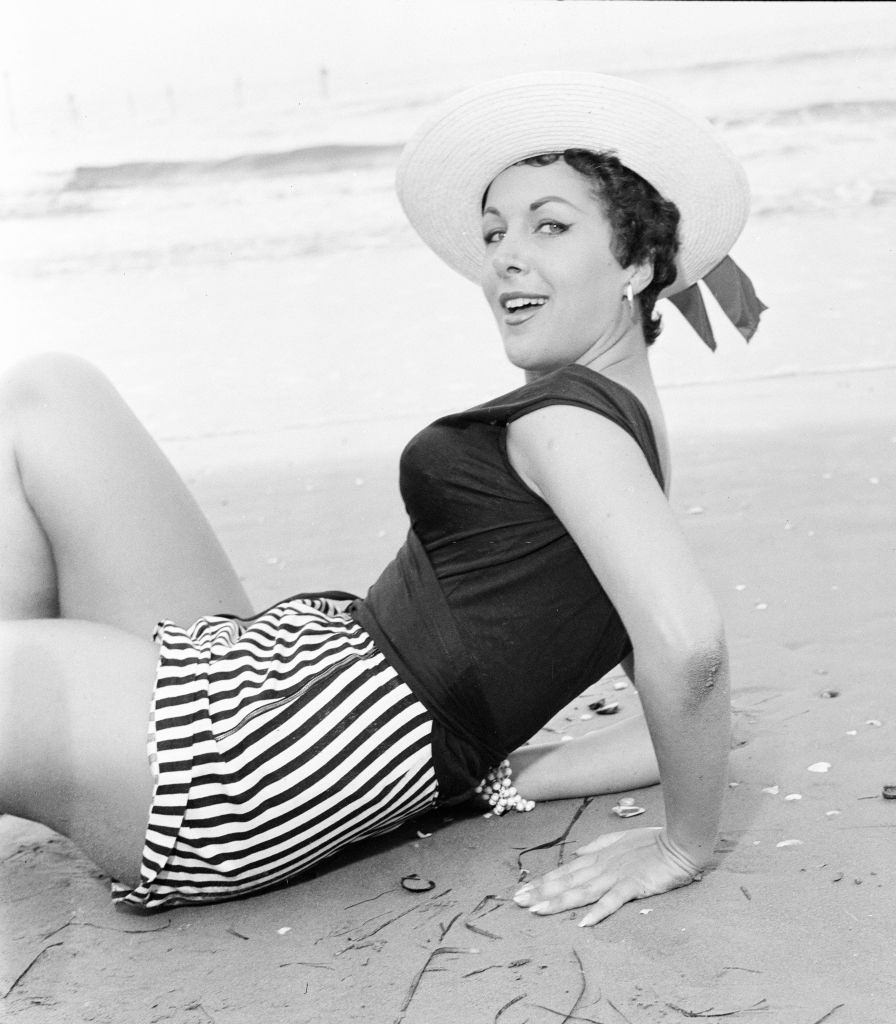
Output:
[{"xmin": 0, "ymin": 72, "xmax": 763, "ymax": 925}]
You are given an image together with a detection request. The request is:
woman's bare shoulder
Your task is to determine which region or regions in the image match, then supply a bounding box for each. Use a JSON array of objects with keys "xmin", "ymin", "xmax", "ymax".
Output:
[{"xmin": 507, "ymin": 403, "xmax": 720, "ymax": 656}]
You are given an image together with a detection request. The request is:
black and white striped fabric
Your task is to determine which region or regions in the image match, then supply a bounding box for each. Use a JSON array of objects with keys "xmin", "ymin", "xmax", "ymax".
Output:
[{"xmin": 113, "ymin": 595, "xmax": 439, "ymax": 909}]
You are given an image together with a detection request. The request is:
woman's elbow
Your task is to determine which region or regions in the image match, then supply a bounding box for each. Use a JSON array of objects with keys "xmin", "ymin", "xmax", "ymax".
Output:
[
  {"xmin": 680, "ymin": 634, "xmax": 729, "ymax": 709},
  {"xmin": 636, "ymin": 619, "xmax": 729, "ymax": 709}
]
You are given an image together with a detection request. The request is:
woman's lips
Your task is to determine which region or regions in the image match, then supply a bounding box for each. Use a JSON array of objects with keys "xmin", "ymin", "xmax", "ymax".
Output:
[{"xmin": 500, "ymin": 295, "xmax": 549, "ymax": 326}]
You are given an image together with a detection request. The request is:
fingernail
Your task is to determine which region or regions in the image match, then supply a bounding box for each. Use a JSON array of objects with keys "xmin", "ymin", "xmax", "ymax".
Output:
[
  {"xmin": 513, "ymin": 892, "xmax": 533, "ymax": 906},
  {"xmin": 529, "ymin": 901, "xmax": 549, "ymax": 914}
]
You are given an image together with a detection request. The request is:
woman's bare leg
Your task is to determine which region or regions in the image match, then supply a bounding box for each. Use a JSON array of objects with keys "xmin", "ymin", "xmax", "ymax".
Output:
[
  {"xmin": 0, "ymin": 619, "xmax": 159, "ymax": 886},
  {"xmin": 0, "ymin": 354, "xmax": 255, "ymax": 884},
  {"xmin": 508, "ymin": 712, "xmax": 660, "ymax": 801},
  {"xmin": 0, "ymin": 352, "xmax": 252, "ymax": 635}
]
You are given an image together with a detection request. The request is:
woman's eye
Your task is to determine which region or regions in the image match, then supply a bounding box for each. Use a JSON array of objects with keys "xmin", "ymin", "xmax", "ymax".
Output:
[
  {"xmin": 536, "ymin": 220, "xmax": 568, "ymax": 235},
  {"xmin": 483, "ymin": 220, "xmax": 566, "ymax": 244}
]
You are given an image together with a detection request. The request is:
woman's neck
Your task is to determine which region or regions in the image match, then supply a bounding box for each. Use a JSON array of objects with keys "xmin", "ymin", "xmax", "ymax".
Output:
[
  {"xmin": 578, "ymin": 329, "xmax": 652, "ymax": 394},
  {"xmin": 581, "ymin": 339, "xmax": 671, "ymax": 493},
  {"xmin": 523, "ymin": 325, "xmax": 650, "ymax": 388}
]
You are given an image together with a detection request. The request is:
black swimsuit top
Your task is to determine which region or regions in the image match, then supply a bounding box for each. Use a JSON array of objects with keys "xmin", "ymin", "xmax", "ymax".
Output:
[{"xmin": 352, "ymin": 363, "xmax": 665, "ymax": 800}]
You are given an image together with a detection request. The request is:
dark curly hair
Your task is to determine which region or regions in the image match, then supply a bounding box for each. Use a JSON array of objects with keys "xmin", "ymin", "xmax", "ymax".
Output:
[{"xmin": 515, "ymin": 150, "xmax": 681, "ymax": 345}]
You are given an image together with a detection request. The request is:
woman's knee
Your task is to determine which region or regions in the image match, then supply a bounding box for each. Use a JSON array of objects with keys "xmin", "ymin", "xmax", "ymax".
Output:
[
  {"xmin": 0, "ymin": 352, "xmax": 134, "ymax": 493},
  {"xmin": 0, "ymin": 352, "xmax": 116, "ymax": 428},
  {"xmin": 0, "ymin": 621, "xmax": 58, "ymax": 815},
  {"xmin": 0, "ymin": 620, "xmax": 156, "ymax": 824}
]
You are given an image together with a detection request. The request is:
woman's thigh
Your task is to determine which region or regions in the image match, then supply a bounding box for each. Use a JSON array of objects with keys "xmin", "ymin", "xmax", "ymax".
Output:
[
  {"xmin": 0, "ymin": 619, "xmax": 159, "ymax": 887},
  {"xmin": 0, "ymin": 353, "xmax": 252, "ymax": 637}
]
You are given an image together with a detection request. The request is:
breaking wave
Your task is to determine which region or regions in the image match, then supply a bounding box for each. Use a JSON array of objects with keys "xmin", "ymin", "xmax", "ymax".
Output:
[{"xmin": 63, "ymin": 143, "xmax": 403, "ymax": 191}]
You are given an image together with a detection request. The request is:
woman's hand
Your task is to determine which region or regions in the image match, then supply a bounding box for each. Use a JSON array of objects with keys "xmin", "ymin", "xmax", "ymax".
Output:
[{"xmin": 512, "ymin": 827, "xmax": 704, "ymax": 927}]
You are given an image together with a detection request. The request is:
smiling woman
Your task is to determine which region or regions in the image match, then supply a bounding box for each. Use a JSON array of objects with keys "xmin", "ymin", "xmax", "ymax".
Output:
[
  {"xmin": 481, "ymin": 159, "xmax": 656, "ymax": 375},
  {"xmin": 1, "ymin": 70, "xmax": 763, "ymax": 926},
  {"xmin": 482, "ymin": 150, "xmax": 681, "ymax": 352}
]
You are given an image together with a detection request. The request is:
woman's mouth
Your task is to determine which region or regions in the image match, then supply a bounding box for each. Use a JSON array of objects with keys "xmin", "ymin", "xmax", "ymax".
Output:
[{"xmin": 500, "ymin": 293, "xmax": 548, "ymax": 325}]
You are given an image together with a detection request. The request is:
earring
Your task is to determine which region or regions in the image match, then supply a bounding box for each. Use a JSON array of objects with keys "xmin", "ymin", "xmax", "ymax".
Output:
[{"xmin": 624, "ymin": 281, "xmax": 635, "ymax": 318}]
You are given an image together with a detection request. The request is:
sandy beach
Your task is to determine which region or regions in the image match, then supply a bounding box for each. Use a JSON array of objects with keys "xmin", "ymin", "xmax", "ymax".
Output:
[
  {"xmin": 2, "ymin": 4, "xmax": 896, "ymax": 1021},
  {"xmin": 2, "ymin": 205, "xmax": 895, "ymax": 1021},
  {"xmin": 2, "ymin": 366, "xmax": 894, "ymax": 1023}
]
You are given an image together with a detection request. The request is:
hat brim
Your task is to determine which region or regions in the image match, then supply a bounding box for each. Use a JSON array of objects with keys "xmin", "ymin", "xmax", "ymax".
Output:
[{"xmin": 396, "ymin": 72, "xmax": 750, "ymax": 299}]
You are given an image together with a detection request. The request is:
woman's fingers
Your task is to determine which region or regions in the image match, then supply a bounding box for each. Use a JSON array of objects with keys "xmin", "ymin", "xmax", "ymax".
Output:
[
  {"xmin": 514, "ymin": 862, "xmax": 600, "ymax": 910},
  {"xmin": 514, "ymin": 826, "xmax": 701, "ymax": 924},
  {"xmin": 517, "ymin": 850, "xmax": 642, "ymax": 914},
  {"xmin": 578, "ymin": 878, "xmax": 646, "ymax": 927},
  {"xmin": 525, "ymin": 862, "xmax": 617, "ymax": 914},
  {"xmin": 536, "ymin": 857, "xmax": 602, "ymax": 896}
]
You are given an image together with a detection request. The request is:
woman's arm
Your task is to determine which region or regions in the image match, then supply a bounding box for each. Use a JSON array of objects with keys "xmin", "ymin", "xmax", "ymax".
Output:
[
  {"xmin": 507, "ymin": 651, "xmax": 654, "ymax": 801},
  {"xmin": 504, "ymin": 403, "xmax": 731, "ymax": 924},
  {"xmin": 508, "ymin": 711, "xmax": 660, "ymax": 800}
]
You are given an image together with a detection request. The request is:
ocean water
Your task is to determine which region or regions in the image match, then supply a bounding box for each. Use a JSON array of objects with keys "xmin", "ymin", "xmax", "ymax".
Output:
[
  {"xmin": 2, "ymin": 28, "xmax": 896, "ymax": 441},
  {"xmin": 4, "ymin": 41, "xmax": 896, "ymax": 271}
]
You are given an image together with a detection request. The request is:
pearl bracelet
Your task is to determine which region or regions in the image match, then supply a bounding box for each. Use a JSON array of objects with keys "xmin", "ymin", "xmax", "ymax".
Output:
[{"xmin": 475, "ymin": 759, "xmax": 535, "ymax": 815}]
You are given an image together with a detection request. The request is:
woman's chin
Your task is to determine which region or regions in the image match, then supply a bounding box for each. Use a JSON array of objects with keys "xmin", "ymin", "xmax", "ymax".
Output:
[
  {"xmin": 502, "ymin": 338, "xmax": 547, "ymax": 372},
  {"xmin": 503, "ymin": 349, "xmax": 562, "ymax": 377}
]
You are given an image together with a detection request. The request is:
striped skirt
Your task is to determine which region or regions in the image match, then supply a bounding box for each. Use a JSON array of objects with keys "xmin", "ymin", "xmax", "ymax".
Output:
[{"xmin": 113, "ymin": 595, "xmax": 440, "ymax": 910}]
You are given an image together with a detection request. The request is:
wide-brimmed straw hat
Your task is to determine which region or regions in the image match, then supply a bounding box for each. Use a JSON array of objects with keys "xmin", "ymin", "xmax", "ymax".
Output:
[
  {"xmin": 396, "ymin": 71, "xmax": 765, "ymax": 347},
  {"xmin": 397, "ymin": 70, "xmax": 748, "ymax": 297}
]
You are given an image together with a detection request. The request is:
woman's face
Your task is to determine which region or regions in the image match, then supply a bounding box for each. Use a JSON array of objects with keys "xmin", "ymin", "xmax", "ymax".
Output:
[{"xmin": 480, "ymin": 160, "xmax": 637, "ymax": 376}]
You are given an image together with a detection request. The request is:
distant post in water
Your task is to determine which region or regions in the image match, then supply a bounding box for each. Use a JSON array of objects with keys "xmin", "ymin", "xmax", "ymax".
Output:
[
  {"xmin": 3, "ymin": 71, "xmax": 16, "ymax": 134},
  {"xmin": 67, "ymin": 92, "xmax": 80, "ymax": 126},
  {"xmin": 319, "ymin": 65, "xmax": 330, "ymax": 100}
]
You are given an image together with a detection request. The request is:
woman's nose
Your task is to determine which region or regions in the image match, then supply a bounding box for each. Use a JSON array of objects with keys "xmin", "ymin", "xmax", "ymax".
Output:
[{"xmin": 490, "ymin": 238, "xmax": 529, "ymax": 277}]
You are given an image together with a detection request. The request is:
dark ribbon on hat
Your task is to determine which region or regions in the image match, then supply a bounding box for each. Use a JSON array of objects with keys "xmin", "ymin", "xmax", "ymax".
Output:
[{"xmin": 667, "ymin": 256, "xmax": 767, "ymax": 351}]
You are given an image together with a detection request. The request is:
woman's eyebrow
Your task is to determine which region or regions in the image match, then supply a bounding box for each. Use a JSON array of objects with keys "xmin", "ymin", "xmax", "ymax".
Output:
[
  {"xmin": 482, "ymin": 195, "xmax": 583, "ymax": 218},
  {"xmin": 530, "ymin": 195, "xmax": 582, "ymax": 212}
]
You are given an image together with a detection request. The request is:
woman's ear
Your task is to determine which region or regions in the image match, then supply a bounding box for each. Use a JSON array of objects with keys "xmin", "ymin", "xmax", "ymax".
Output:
[{"xmin": 631, "ymin": 262, "xmax": 654, "ymax": 296}]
